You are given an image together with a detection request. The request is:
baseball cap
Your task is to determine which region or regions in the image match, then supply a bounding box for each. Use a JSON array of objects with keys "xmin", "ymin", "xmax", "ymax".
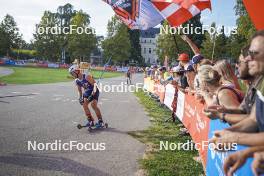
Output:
[
  {"xmin": 190, "ymin": 54, "xmax": 204, "ymax": 65},
  {"xmin": 178, "ymin": 53, "xmax": 190, "ymax": 61}
]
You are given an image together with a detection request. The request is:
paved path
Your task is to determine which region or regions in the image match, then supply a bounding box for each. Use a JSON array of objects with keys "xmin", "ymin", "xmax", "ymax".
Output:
[
  {"xmin": 0, "ymin": 67, "xmax": 14, "ymax": 77},
  {"xmin": 0, "ymin": 74, "xmax": 150, "ymax": 176}
]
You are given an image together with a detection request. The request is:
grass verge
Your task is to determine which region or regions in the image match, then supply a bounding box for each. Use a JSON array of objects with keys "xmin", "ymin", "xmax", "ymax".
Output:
[
  {"xmin": 131, "ymin": 89, "xmax": 204, "ymax": 176},
  {"xmin": 0, "ymin": 66, "xmax": 123, "ymax": 84}
]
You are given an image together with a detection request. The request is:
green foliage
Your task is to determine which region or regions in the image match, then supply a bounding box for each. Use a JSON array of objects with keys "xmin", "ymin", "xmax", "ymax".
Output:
[
  {"xmin": 201, "ymin": 24, "xmax": 229, "ymax": 60},
  {"xmin": 0, "ymin": 27, "xmax": 10, "ymax": 56},
  {"xmin": 33, "ymin": 10, "xmax": 63, "ymax": 62},
  {"xmin": 199, "ymin": 0, "xmax": 256, "ymax": 62},
  {"xmin": 129, "ymin": 29, "xmax": 144, "ymax": 65},
  {"xmin": 0, "ymin": 14, "xmax": 25, "ymax": 56},
  {"xmin": 235, "ymin": 0, "xmax": 256, "ymax": 40},
  {"xmin": 183, "ymin": 14, "xmax": 205, "ymax": 48},
  {"xmin": 0, "ymin": 66, "xmax": 123, "ymax": 84},
  {"xmin": 156, "ymin": 14, "xmax": 205, "ymax": 64},
  {"xmin": 132, "ymin": 90, "xmax": 203, "ymax": 176},
  {"xmin": 157, "ymin": 26, "xmax": 191, "ymax": 63},
  {"xmin": 102, "ymin": 16, "xmax": 131, "ymax": 64},
  {"xmin": 33, "ymin": 4, "xmax": 96, "ymax": 63},
  {"xmin": 67, "ymin": 10, "xmax": 96, "ymax": 62}
]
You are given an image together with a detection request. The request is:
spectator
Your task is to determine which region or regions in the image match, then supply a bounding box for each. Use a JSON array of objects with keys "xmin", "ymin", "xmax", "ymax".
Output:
[
  {"xmin": 209, "ymin": 30, "xmax": 264, "ymax": 148},
  {"xmin": 171, "ymin": 65, "xmax": 188, "ymax": 89},
  {"xmin": 198, "ymin": 65, "xmax": 242, "ymax": 109},
  {"xmin": 184, "ymin": 65, "xmax": 196, "ymax": 90},
  {"xmin": 178, "ymin": 53, "xmax": 190, "ymax": 70},
  {"xmin": 213, "ymin": 60, "xmax": 241, "ymax": 90},
  {"xmin": 223, "ymin": 146, "xmax": 264, "ymax": 176},
  {"xmin": 204, "ymin": 45, "xmax": 263, "ymax": 124}
]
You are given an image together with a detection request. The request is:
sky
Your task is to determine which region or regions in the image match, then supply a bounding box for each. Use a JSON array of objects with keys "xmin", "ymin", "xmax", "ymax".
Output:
[{"xmin": 0, "ymin": 0, "xmax": 237, "ymax": 43}]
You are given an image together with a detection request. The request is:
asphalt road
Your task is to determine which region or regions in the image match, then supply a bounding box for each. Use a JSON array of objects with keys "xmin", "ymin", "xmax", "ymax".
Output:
[{"xmin": 0, "ymin": 74, "xmax": 150, "ymax": 176}]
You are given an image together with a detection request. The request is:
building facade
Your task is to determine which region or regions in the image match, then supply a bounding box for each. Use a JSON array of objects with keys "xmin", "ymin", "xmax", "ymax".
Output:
[{"xmin": 140, "ymin": 28, "xmax": 160, "ymax": 65}]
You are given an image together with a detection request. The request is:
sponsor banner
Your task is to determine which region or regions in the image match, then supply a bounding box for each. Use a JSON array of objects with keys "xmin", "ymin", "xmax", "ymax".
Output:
[
  {"xmin": 164, "ymin": 84, "xmax": 175, "ymax": 111},
  {"xmin": 15, "ymin": 61, "xmax": 26, "ymax": 66},
  {"xmin": 181, "ymin": 93, "xmax": 210, "ymax": 165},
  {"xmin": 153, "ymin": 82, "xmax": 165, "ymax": 103},
  {"xmin": 48, "ymin": 63, "xmax": 59, "ymax": 68},
  {"xmin": 25, "ymin": 63, "xmax": 38, "ymax": 67},
  {"xmin": 4, "ymin": 60, "xmax": 16, "ymax": 65},
  {"xmin": 175, "ymin": 90, "xmax": 185, "ymax": 121},
  {"xmin": 59, "ymin": 64, "xmax": 69, "ymax": 68},
  {"xmin": 37, "ymin": 63, "xmax": 48, "ymax": 68},
  {"xmin": 116, "ymin": 67, "xmax": 129, "ymax": 72},
  {"xmin": 206, "ymin": 119, "xmax": 254, "ymax": 176}
]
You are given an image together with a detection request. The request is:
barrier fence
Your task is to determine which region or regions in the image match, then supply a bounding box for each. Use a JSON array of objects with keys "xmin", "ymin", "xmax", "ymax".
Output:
[
  {"xmin": 0, "ymin": 60, "xmax": 130, "ymax": 72},
  {"xmin": 144, "ymin": 77, "xmax": 254, "ymax": 176}
]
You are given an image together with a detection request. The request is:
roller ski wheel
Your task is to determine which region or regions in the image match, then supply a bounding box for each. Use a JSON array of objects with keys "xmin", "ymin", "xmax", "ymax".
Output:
[
  {"xmin": 77, "ymin": 120, "xmax": 94, "ymax": 130},
  {"xmin": 104, "ymin": 123, "xmax": 108, "ymax": 128}
]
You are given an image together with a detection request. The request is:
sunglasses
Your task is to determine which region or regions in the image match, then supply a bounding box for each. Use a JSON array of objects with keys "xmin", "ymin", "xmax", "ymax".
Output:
[{"xmin": 247, "ymin": 50, "xmax": 260, "ymax": 59}]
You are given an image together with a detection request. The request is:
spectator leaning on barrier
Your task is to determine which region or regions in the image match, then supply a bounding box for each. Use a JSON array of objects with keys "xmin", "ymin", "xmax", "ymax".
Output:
[
  {"xmin": 223, "ymin": 145, "xmax": 264, "ymax": 176},
  {"xmin": 178, "ymin": 53, "xmax": 190, "ymax": 70},
  {"xmin": 222, "ymin": 31, "xmax": 264, "ymax": 176},
  {"xmin": 184, "ymin": 64, "xmax": 196, "ymax": 90},
  {"xmin": 213, "ymin": 60, "xmax": 242, "ymax": 91},
  {"xmin": 198, "ymin": 65, "xmax": 242, "ymax": 109},
  {"xmin": 171, "ymin": 65, "xmax": 188, "ymax": 89},
  {"xmin": 204, "ymin": 45, "xmax": 263, "ymax": 125},
  {"xmin": 209, "ymin": 30, "xmax": 264, "ymax": 150}
]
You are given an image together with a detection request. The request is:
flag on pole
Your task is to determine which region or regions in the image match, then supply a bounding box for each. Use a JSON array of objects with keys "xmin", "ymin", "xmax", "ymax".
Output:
[
  {"xmin": 151, "ymin": 0, "xmax": 211, "ymax": 27},
  {"xmin": 102, "ymin": 0, "xmax": 211, "ymax": 29},
  {"xmin": 103, "ymin": 0, "xmax": 164, "ymax": 30}
]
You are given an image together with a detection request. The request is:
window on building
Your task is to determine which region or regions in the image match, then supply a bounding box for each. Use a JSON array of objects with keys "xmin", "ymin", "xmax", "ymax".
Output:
[
  {"xmin": 144, "ymin": 40, "xmax": 146, "ymax": 43},
  {"xmin": 149, "ymin": 48, "xmax": 151, "ymax": 54},
  {"xmin": 150, "ymin": 40, "xmax": 152, "ymax": 43},
  {"xmin": 144, "ymin": 48, "xmax": 146, "ymax": 54}
]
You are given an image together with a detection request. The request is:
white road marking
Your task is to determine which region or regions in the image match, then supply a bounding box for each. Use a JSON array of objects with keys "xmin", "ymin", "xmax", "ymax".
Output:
[
  {"xmin": 63, "ymin": 98, "xmax": 70, "ymax": 102},
  {"xmin": 53, "ymin": 94, "xmax": 64, "ymax": 97},
  {"xmin": 26, "ymin": 96, "xmax": 35, "ymax": 99},
  {"xmin": 52, "ymin": 98, "xmax": 62, "ymax": 101},
  {"xmin": 11, "ymin": 92, "xmax": 22, "ymax": 94}
]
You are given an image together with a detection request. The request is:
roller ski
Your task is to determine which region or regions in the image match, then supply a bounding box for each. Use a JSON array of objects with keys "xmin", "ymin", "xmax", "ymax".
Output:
[{"xmin": 77, "ymin": 119, "xmax": 108, "ymax": 132}]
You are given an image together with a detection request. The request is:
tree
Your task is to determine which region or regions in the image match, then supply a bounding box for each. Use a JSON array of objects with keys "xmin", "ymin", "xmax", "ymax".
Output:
[
  {"xmin": 33, "ymin": 11, "xmax": 62, "ymax": 61},
  {"xmin": 183, "ymin": 14, "xmax": 205, "ymax": 48},
  {"xmin": 235, "ymin": 0, "xmax": 256, "ymax": 40},
  {"xmin": 68, "ymin": 10, "xmax": 96, "ymax": 62},
  {"xmin": 102, "ymin": 16, "xmax": 131, "ymax": 65},
  {"xmin": 128, "ymin": 29, "xmax": 143, "ymax": 65},
  {"xmin": 156, "ymin": 21, "xmax": 192, "ymax": 64},
  {"xmin": 0, "ymin": 14, "xmax": 24, "ymax": 55}
]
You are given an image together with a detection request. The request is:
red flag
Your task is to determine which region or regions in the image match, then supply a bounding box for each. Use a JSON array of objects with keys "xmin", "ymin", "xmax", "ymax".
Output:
[{"xmin": 151, "ymin": 0, "xmax": 211, "ymax": 27}]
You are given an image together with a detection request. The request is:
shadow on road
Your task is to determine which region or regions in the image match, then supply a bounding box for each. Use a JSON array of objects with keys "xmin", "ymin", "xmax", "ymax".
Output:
[
  {"xmin": 81, "ymin": 127, "xmax": 132, "ymax": 136},
  {"xmin": 0, "ymin": 153, "xmax": 110, "ymax": 176}
]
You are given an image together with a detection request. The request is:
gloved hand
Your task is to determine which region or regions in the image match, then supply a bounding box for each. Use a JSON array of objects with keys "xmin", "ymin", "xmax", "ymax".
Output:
[
  {"xmin": 87, "ymin": 95, "xmax": 94, "ymax": 102},
  {"xmin": 79, "ymin": 97, "xmax": 84, "ymax": 105}
]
